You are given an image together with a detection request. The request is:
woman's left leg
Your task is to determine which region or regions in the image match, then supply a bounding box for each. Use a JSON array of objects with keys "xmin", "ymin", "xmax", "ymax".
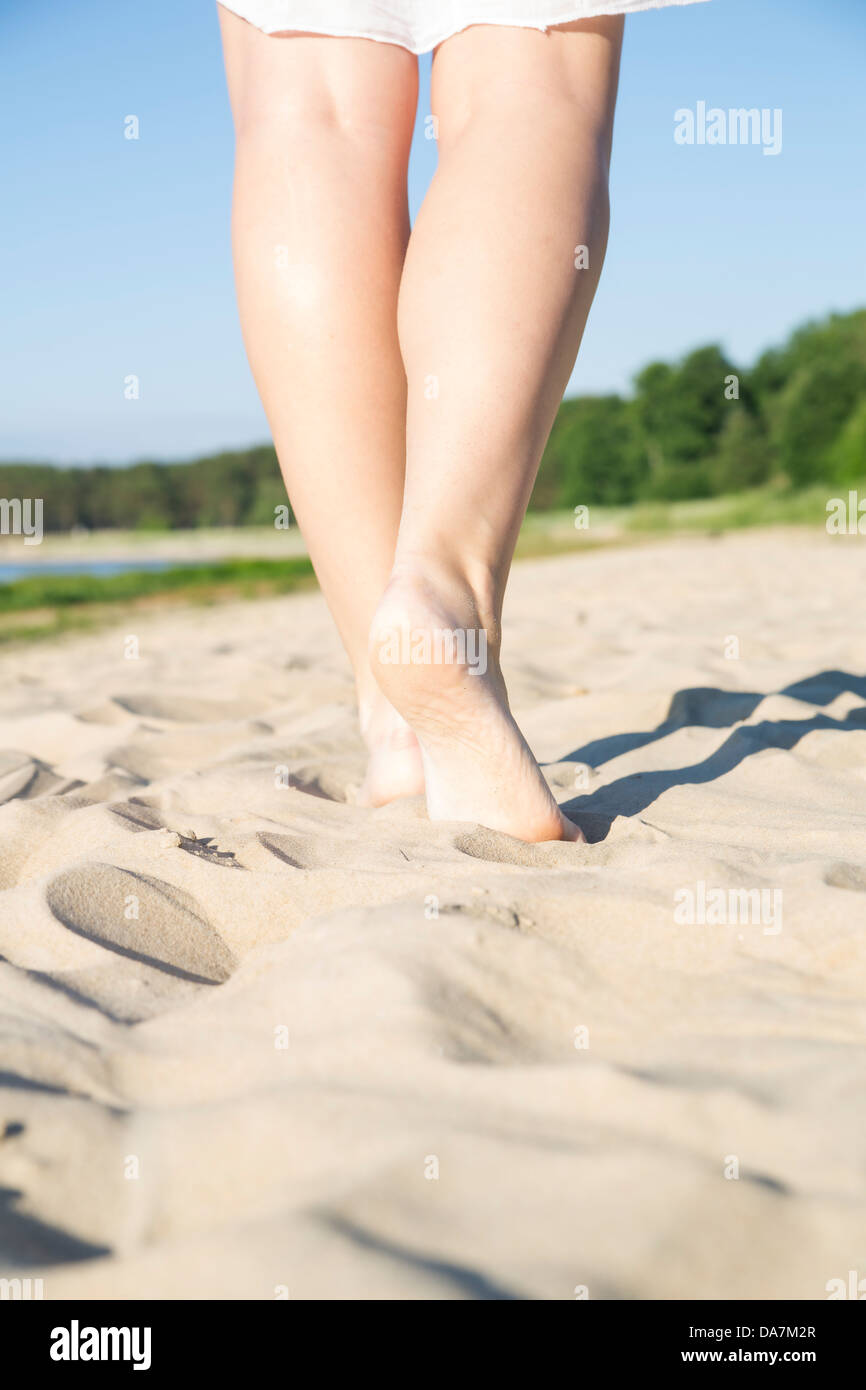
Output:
[{"xmin": 371, "ymin": 18, "xmax": 624, "ymax": 841}]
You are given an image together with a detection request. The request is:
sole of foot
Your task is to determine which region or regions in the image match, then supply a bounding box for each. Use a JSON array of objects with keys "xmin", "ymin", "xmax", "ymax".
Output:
[{"xmin": 369, "ymin": 569, "xmax": 584, "ymax": 844}]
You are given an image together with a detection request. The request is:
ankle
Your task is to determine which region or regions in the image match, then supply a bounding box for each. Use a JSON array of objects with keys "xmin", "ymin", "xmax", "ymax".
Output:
[
  {"xmin": 387, "ymin": 553, "xmax": 501, "ymax": 648},
  {"xmin": 357, "ymin": 680, "xmax": 413, "ymax": 748}
]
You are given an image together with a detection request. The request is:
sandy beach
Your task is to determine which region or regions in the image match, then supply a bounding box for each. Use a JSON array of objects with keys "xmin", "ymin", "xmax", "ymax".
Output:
[{"xmin": 1, "ymin": 528, "xmax": 864, "ymax": 1301}]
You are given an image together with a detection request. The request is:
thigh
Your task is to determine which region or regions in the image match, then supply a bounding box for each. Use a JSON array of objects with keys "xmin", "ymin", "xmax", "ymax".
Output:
[{"xmin": 431, "ymin": 17, "xmax": 624, "ymax": 158}]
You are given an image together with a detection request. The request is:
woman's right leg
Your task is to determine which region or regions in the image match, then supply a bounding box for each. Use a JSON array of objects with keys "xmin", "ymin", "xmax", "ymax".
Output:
[{"xmin": 218, "ymin": 8, "xmax": 424, "ymax": 804}]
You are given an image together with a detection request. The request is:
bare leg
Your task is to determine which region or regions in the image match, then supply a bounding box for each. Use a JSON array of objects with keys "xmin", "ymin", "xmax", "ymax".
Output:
[
  {"xmin": 371, "ymin": 19, "xmax": 624, "ymax": 841},
  {"xmin": 218, "ymin": 7, "xmax": 424, "ymax": 805}
]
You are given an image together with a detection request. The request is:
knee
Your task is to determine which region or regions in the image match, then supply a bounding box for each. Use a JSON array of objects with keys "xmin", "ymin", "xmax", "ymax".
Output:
[
  {"xmin": 442, "ymin": 93, "xmax": 612, "ymax": 180},
  {"xmin": 230, "ymin": 90, "xmax": 354, "ymax": 155},
  {"xmin": 228, "ymin": 66, "xmax": 416, "ymax": 164}
]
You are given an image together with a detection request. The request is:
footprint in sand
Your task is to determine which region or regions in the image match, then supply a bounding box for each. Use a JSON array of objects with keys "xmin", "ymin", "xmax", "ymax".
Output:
[
  {"xmin": 112, "ymin": 693, "xmax": 269, "ymax": 723},
  {"xmin": 454, "ymin": 828, "xmax": 580, "ymax": 867},
  {"xmin": 45, "ymin": 864, "xmax": 236, "ymax": 984},
  {"xmin": 824, "ymin": 862, "xmax": 866, "ymax": 892},
  {"xmin": 0, "ymin": 751, "xmax": 38, "ymax": 802},
  {"xmin": 0, "ymin": 751, "xmax": 75, "ymax": 804},
  {"xmin": 256, "ymin": 830, "xmax": 411, "ymax": 871},
  {"xmin": 106, "ymin": 802, "xmax": 166, "ymax": 832}
]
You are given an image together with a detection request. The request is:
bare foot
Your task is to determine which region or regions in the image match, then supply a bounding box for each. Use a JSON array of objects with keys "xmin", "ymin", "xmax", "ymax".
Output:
[
  {"xmin": 356, "ymin": 687, "xmax": 426, "ymax": 808},
  {"xmin": 369, "ymin": 567, "xmax": 583, "ymax": 843}
]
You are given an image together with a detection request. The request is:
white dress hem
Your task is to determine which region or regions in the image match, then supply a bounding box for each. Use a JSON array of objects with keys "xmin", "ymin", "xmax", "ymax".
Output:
[{"xmin": 218, "ymin": 0, "xmax": 709, "ymax": 54}]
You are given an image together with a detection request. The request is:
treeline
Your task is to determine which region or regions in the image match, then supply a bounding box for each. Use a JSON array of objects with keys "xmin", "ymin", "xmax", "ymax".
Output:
[
  {"xmin": 2, "ymin": 310, "xmax": 864, "ymax": 531},
  {"xmin": 0, "ymin": 446, "xmax": 288, "ymax": 533},
  {"xmin": 533, "ymin": 308, "xmax": 866, "ymax": 508}
]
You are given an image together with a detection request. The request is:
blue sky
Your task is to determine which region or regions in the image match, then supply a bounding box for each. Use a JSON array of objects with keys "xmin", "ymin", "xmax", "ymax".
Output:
[{"xmin": 0, "ymin": 0, "xmax": 863, "ymax": 465}]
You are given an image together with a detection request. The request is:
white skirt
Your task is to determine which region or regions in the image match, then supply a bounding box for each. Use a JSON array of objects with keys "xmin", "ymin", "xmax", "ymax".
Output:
[{"xmin": 218, "ymin": 0, "xmax": 709, "ymax": 53}]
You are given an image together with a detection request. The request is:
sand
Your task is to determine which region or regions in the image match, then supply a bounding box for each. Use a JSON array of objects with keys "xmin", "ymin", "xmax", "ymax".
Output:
[{"xmin": 0, "ymin": 529, "xmax": 864, "ymax": 1301}]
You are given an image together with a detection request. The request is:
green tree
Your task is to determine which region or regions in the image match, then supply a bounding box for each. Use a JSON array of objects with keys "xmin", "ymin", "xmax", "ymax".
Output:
[
  {"xmin": 824, "ymin": 396, "xmax": 866, "ymax": 486},
  {"xmin": 632, "ymin": 345, "xmax": 739, "ymax": 500},
  {"xmin": 775, "ymin": 359, "xmax": 866, "ymax": 486},
  {"xmin": 535, "ymin": 394, "xmax": 643, "ymax": 508},
  {"xmin": 710, "ymin": 406, "xmax": 772, "ymax": 493}
]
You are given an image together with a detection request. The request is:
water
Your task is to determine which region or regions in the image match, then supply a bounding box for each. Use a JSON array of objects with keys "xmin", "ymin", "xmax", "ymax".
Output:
[{"xmin": 0, "ymin": 559, "xmax": 190, "ymax": 584}]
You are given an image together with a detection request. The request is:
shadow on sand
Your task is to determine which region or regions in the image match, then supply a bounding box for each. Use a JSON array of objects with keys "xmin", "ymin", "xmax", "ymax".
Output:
[{"xmin": 561, "ymin": 669, "xmax": 866, "ymax": 842}]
